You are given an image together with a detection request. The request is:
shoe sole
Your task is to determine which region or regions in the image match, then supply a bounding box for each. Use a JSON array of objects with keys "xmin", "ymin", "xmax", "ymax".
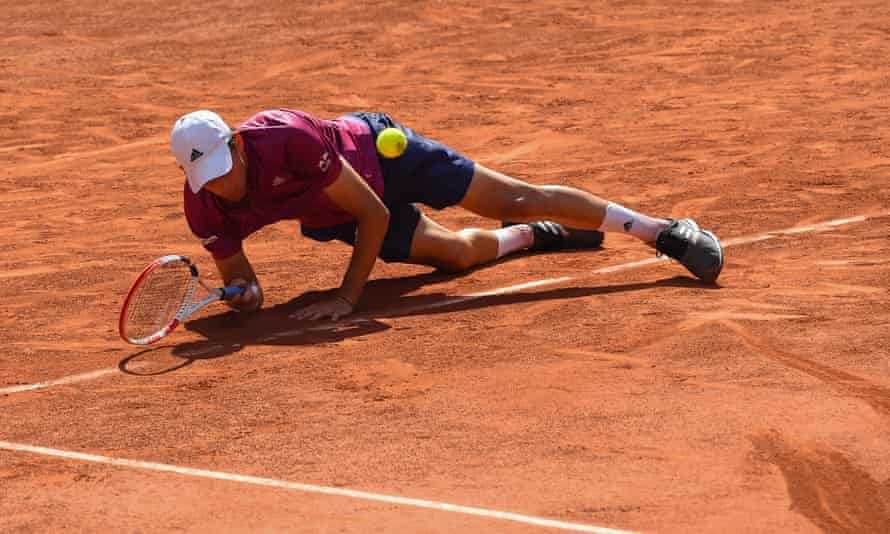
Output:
[
  {"xmin": 563, "ymin": 229, "xmax": 604, "ymax": 250},
  {"xmin": 504, "ymin": 221, "xmax": 604, "ymax": 251},
  {"xmin": 699, "ymin": 229, "xmax": 724, "ymax": 283}
]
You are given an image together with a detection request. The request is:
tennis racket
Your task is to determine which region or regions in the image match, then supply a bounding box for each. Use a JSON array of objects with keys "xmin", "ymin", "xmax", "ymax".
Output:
[{"xmin": 119, "ymin": 255, "xmax": 245, "ymax": 345}]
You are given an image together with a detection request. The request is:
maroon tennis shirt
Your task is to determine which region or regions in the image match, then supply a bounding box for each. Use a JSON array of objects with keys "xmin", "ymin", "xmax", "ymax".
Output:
[{"xmin": 183, "ymin": 109, "xmax": 384, "ymax": 259}]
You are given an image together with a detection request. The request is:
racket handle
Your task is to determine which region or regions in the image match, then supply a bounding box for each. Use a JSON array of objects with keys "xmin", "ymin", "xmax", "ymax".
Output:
[{"xmin": 221, "ymin": 285, "xmax": 247, "ymax": 301}]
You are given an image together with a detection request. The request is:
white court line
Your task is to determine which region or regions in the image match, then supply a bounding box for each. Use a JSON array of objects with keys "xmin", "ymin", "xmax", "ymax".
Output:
[
  {"xmin": 0, "ymin": 368, "xmax": 119, "ymax": 395},
  {"xmin": 2, "ymin": 212, "xmax": 883, "ymax": 396},
  {"xmin": 375, "ymin": 276, "xmax": 577, "ymax": 318},
  {"xmin": 0, "ymin": 440, "xmax": 632, "ymax": 534}
]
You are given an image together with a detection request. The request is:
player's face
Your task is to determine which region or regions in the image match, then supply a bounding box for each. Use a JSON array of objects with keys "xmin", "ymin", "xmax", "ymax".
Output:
[{"xmin": 203, "ymin": 142, "xmax": 247, "ymax": 202}]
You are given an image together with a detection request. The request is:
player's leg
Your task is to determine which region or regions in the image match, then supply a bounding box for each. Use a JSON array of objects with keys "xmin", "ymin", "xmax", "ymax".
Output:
[
  {"xmin": 349, "ymin": 111, "xmax": 722, "ymax": 281},
  {"xmin": 403, "ymin": 213, "xmax": 554, "ymax": 272},
  {"xmin": 459, "ymin": 163, "xmax": 724, "ymax": 283},
  {"xmin": 402, "ymin": 214, "xmax": 494, "ymax": 272},
  {"xmin": 459, "ymin": 163, "xmax": 669, "ymax": 243}
]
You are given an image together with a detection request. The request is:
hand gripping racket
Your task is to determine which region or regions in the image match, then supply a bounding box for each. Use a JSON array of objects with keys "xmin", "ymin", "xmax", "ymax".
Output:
[{"xmin": 119, "ymin": 255, "xmax": 245, "ymax": 345}]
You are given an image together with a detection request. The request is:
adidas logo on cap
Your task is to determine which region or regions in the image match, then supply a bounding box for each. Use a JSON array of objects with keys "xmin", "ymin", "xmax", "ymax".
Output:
[{"xmin": 190, "ymin": 148, "xmax": 204, "ymax": 162}]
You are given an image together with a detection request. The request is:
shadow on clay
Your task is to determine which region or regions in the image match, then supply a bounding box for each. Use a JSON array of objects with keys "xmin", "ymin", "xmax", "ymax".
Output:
[
  {"xmin": 117, "ymin": 345, "xmax": 196, "ymax": 376},
  {"xmin": 117, "ymin": 267, "xmax": 716, "ymax": 375}
]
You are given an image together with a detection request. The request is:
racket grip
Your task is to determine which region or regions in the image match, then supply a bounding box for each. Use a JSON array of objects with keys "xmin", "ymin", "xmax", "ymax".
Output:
[{"xmin": 221, "ymin": 285, "xmax": 247, "ymax": 301}]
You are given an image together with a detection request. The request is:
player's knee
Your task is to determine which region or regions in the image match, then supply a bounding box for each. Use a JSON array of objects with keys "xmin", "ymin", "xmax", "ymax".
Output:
[{"xmin": 439, "ymin": 236, "xmax": 477, "ymax": 272}]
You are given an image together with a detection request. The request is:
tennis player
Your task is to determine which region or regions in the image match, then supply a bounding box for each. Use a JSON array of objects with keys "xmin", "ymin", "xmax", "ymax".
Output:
[{"xmin": 170, "ymin": 109, "xmax": 723, "ymax": 320}]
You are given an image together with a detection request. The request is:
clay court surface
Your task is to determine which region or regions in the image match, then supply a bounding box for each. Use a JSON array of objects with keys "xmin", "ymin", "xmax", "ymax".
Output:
[{"xmin": 2, "ymin": 1, "xmax": 890, "ymax": 532}]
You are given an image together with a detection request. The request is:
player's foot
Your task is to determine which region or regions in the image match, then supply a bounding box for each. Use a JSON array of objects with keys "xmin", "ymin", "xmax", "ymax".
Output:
[
  {"xmin": 654, "ymin": 218, "xmax": 724, "ymax": 283},
  {"xmin": 503, "ymin": 221, "xmax": 604, "ymax": 252}
]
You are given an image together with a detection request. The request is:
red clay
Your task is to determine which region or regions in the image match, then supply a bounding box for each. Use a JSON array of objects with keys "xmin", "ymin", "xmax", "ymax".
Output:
[{"xmin": 2, "ymin": 1, "xmax": 890, "ymax": 532}]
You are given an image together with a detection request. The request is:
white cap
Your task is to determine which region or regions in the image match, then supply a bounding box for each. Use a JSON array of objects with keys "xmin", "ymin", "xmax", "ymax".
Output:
[{"xmin": 171, "ymin": 110, "xmax": 234, "ymax": 193}]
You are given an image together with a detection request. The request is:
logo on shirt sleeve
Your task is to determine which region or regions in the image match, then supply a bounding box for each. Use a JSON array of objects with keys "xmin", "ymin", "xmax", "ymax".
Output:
[
  {"xmin": 199, "ymin": 235, "xmax": 218, "ymax": 246},
  {"xmin": 318, "ymin": 151, "xmax": 331, "ymax": 173}
]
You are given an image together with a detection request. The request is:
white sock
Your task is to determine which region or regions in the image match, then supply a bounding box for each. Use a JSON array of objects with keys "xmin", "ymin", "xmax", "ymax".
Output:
[
  {"xmin": 493, "ymin": 225, "xmax": 534, "ymax": 258},
  {"xmin": 598, "ymin": 203, "xmax": 669, "ymax": 242}
]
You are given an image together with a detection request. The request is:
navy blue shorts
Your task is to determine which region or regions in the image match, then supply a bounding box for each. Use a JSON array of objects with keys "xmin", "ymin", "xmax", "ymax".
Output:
[{"xmin": 301, "ymin": 112, "xmax": 476, "ymax": 262}]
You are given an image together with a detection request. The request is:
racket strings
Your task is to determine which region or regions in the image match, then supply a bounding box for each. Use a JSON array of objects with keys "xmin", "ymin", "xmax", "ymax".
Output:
[{"xmin": 125, "ymin": 262, "xmax": 195, "ymax": 339}]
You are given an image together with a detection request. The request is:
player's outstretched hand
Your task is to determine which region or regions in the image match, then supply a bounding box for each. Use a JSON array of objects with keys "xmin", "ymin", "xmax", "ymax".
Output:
[{"xmin": 291, "ymin": 294, "xmax": 354, "ymax": 321}]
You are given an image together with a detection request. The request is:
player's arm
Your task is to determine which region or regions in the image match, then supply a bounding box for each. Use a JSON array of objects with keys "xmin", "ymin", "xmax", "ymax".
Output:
[
  {"xmin": 214, "ymin": 249, "xmax": 263, "ymax": 312},
  {"xmin": 291, "ymin": 156, "xmax": 389, "ymax": 320},
  {"xmin": 328, "ymin": 156, "xmax": 390, "ymax": 304}
]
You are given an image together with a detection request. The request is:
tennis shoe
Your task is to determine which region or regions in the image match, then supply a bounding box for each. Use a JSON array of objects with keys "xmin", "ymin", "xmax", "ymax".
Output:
[
  {"xmin": 503, "ymin": 221, "xmax": 604, "ymax": 252},
  {"xmin": 654, "ymin": 218, "xmax": 724, "ymax": 283}
]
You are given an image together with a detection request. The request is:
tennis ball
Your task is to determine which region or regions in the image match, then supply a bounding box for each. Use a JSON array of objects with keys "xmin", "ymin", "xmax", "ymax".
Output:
[{"xmin": 376, "ymin": 127, "xmax": 408, "ymax": 159}]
